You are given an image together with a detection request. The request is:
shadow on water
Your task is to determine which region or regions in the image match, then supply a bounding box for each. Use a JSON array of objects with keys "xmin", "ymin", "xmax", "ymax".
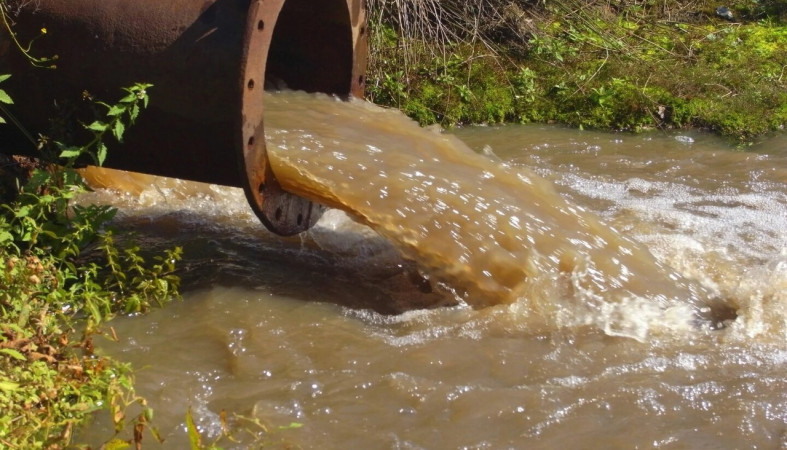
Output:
[
  {"xmin": 111, "ymin": 211, "xmax": 457, "ymax": 315},
  {"xmin": 110, "ymin": 208, "xmax": 743, "ymax": 329}
]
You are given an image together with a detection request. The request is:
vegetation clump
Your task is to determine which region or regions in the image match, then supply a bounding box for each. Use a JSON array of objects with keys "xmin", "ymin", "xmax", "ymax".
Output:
[
  {"xmin": 366, "ymin": 0, "xmax": 786, "ymax": 142},
  {"xmin": 0, "ymin": 77, "xmax": 182, "ymax": 447}
]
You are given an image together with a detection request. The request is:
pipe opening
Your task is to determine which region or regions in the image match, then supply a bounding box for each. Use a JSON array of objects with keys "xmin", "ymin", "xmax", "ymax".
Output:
[
  {"xmin": 265, "ymin": 0, "xmax": 354, "ymax": 96},
  {"xmin": 241, "ymin": 0, "xmax": 359, "ymax": 235}
]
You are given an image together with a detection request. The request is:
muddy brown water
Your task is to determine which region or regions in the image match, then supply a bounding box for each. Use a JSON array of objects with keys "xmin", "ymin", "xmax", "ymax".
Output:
[{"xmin": 78, "ymin": 92, "xmax": 786, "ymax": 448}]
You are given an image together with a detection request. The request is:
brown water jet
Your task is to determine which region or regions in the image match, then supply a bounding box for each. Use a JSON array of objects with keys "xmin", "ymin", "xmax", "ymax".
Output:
[{"xmin": 261, "ymin": 91, "xmax": 730, "ymax": 336}]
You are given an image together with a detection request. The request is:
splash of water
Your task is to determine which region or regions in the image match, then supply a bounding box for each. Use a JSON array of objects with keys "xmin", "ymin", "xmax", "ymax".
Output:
[{"xmin": 262, "ymin": 91, "xmax": 716, "ymax": 338}]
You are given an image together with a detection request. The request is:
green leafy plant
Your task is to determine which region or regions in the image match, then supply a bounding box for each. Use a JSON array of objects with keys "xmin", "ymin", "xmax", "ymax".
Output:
[
  {"xmin": 1, "ymin": 2, "xmax": 181, "ymax": 447},
  {"xmin": 58, "ymin": 83, "xmax": 152, "ymax": 167},
  {"xmin": 0, "ymin": 77, "xmax": 181, "ymax": 447},
  {"xmin": 0, "ymin": 1, "xmax": 57, "ymax": 69}
]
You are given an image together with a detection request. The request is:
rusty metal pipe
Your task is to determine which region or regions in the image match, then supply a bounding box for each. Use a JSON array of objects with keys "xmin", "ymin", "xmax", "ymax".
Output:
[{"xmin": 0, "ymin": 0, "xmax": 368, "ymax": 235}]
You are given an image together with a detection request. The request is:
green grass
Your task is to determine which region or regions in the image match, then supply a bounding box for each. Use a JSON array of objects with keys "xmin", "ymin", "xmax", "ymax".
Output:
[{"xmin": 366, "ymin": 0, "xmax": 786, "ymax": 143}]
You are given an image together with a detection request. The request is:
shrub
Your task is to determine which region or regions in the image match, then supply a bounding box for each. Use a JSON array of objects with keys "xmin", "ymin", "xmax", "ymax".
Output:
[{"xmin": 0, "ymin": 78, "xmax": 181, "ymax": 447}]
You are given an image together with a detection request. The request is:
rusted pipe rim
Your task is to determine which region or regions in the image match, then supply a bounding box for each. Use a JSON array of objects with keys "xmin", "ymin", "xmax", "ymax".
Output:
[
  {"xmin": 239, "ymin": 0, "xmax": 306, "ymax": 236},
  {"xmin": 238, "ymin": 0, "xmax": 367, "ymax": 236}
]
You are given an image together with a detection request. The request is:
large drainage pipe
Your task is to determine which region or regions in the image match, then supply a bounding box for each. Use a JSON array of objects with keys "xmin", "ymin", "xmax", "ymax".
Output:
[{"xmin": 0, "ymin": 0, "xmax": 368, "ymax": 235}]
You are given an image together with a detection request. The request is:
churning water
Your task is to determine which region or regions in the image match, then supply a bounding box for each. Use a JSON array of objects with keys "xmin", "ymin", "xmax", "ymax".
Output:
[{"xmin": 78, "ymin": 92, "xmax": 786, "ymax": 448}]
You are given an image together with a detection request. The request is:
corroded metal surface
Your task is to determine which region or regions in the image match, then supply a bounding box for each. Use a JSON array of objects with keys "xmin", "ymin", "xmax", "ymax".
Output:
[{"xmin": 0, "ymin": 0, "xmax": 367, "ymax": 236}]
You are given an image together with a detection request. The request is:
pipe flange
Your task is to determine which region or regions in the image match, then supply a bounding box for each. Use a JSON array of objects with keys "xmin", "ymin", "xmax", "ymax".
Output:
[{"xmin": 239, "ymin": 0, "xmax": 323, "ymax": 236}]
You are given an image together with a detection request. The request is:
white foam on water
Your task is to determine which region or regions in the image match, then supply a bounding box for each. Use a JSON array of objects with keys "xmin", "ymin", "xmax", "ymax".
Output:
[
  {"xmin": 550, "ymin": 172, "xmax": 786, "ymax": 262},
  {"xmin": 517, "ymin": 141, "xmax": 787, "ymax": 342}
]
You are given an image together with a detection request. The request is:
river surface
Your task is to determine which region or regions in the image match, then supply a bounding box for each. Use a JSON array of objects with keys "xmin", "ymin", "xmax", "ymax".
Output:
[{"xmin": 79, "ymin": 92, "xmax": 786, "ymax": 448}]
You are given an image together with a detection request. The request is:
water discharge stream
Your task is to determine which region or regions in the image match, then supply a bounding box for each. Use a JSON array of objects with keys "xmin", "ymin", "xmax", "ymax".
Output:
[
  {"xmin": 263, "ymin": 91, "xmax": 717, "ymax": 338},
  {"xmin": 77, "ymin": 92, "xmax": 786, "ymax": 448}
]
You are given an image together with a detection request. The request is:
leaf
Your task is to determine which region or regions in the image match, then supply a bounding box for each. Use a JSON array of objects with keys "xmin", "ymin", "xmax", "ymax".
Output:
[
  {"xmin": 97, "ymin": 141, "xmax": 108, "ymax": 166},
  {"xmin": 129, "ymin": 103, "xmax": 140, "ymax": 123},
  {"xmin": 0, "ymin": 116, "xmax": 5, "ymax": 124},
  {"xmin": 0, "ymin": 89, "xmax": 13, "ymax": 104},
  {"xmin": 86, "ymin": 120, "xmax": 108, "ymax": 132},
  {"xmin": 119, "ymin": 93, "xmax": 137, "ymax": 103},
  {"xmin": 59, "ymin": 147, "xmax": 82, "ymax": 159},
  {"xmin": 62, "ymin": 169, "xmax": 84, "ymax": 186},
  {"xmin": 0, "ymin": 74, "xmax": 10, "ymax": 83},
  {"xmin": 186, "ymin": 408, "xmax": 203, "ymax": 450},
  {"xmin": 0, "ymin": 348, "xmax": 27, "ymax": 361},
  {"xmin": 106, "ymin": 104, "xmax": 126, "ymax": 116},
  {"xmin": 113, "ymin": 119, "xmax": 125, "ymax": 142},
  {"xmin": 156, "ymin": 279, "xmax": 168, "ymax": 292},
  {"xmin": 0, "ymin": 380, "xmax": 20, "ymax": 391},
  {"xmin": 86, "ymin": 300, "xmax": 101, "ymax": 323}
]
